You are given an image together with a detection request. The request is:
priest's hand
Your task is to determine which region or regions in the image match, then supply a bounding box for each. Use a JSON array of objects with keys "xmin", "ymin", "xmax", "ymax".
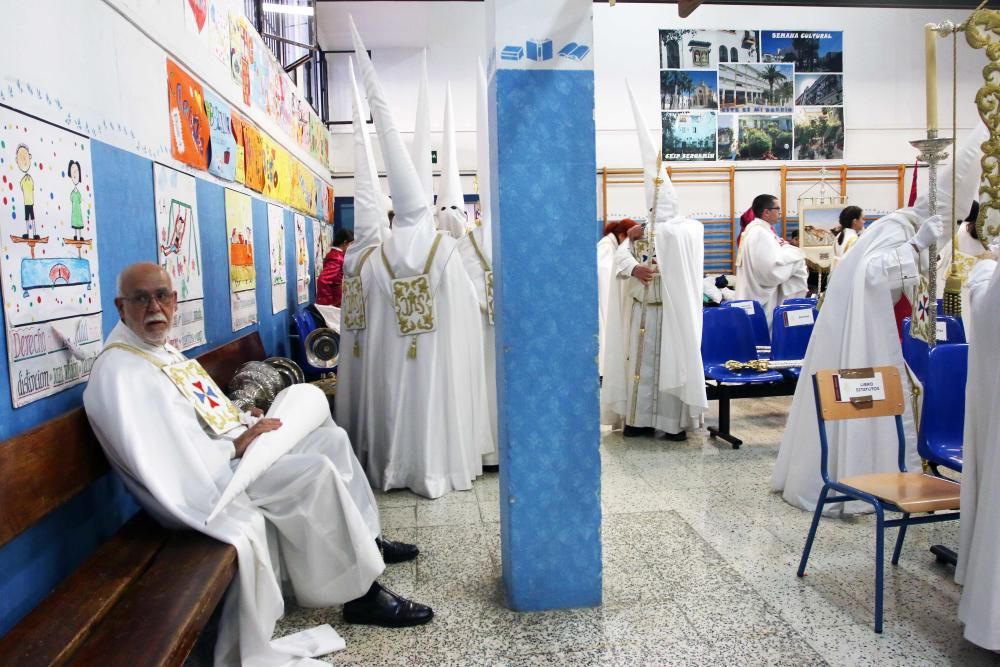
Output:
[
  {"xmin": 631, "ymin": 265, "xmax": 657, "ymax": 285},
  {"xmin": 233, "ymin": 418, "xmax": 283, "ymax": 458},
  {"xmin": 249, "ymin": 407, "xmax": 264, "ymax": 418},
  {"xmin": 627, "ymin": 225, "xmax": 645, "ymax": 241},
  {"xmin": 912, "ymin": 214, "xmax": 944, "ymax": 251}
]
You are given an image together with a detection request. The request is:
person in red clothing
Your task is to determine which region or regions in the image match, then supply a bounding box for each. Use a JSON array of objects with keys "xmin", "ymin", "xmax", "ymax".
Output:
[{"xmin": 316, "ymin": 229, "xmax": 354, "ymax": 306}]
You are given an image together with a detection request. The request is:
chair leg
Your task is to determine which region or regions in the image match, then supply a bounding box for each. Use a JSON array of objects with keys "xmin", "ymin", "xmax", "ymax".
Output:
[
  {"xmin": 874, "ymin": 505, "xmax": 885, "ymax": 634},
  {"xmin": 797, "ymin": 484, "xmax": 830, "ymax": 577},
  {"xmin": 892, "ymin": 514, "xmax": 909, "ymax": 566}
]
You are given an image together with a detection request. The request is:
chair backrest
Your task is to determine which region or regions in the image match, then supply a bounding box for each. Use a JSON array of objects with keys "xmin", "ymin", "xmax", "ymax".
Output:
[
  {"xmin": 702, "ymin": 307, "xmax": 759, "ymax": 366},
  {"xmin": 783, "ymin": 297, "xmax": 817, "ymax": 306},
  {"xmin": 771, "ymin": 304, "xmax": 816, "ymax": 361},
  {"xmin": 936, "ymin": 315, "xmax": 966, "ymax": 344},
  {"xmin": 901, "ymin": 318, "xmax": 928, "ymax": 383},
  {"xmin": 917, "ymin": 344, "xmax": 968, "ymax": 466},
  {"xmin": 811, "ymin": 366, "xmax": 907, "ymax": 481},
  {"xmin": 721, "ymin": 299, "xmax": 770, "ymax": 348}
]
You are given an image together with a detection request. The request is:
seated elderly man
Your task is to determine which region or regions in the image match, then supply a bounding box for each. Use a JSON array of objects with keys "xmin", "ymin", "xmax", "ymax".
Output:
[{"xmin": 84, "ymin": 262, "xmax": 431, "ymax": 666}]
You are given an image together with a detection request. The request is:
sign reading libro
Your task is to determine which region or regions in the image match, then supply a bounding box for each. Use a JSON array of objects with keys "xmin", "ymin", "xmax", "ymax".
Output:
[{"xmin": 658, "ymin": 29, "xmax": 843, "ymax": 162}]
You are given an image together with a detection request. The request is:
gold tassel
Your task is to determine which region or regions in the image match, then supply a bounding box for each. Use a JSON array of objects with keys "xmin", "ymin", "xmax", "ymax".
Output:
[
  {"xmin": 408, "ymin": 337, "xmax": 418, "ymax": 359},
  {"xmin": 942, "ymin": 266, "xmax": 963, "ymax": 317},
  {"xmin": 353, "ymin": 340, "xmax": 361, "ymax": 357}
]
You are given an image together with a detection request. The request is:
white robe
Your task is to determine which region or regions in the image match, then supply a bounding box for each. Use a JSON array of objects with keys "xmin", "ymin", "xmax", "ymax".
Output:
[
  {"xmin": 937, "ymin": 222, "xmax": 988, "ymax": 343},
  {"xmin": 956, "ymin": 257, "xmax": 1000, "ymax": 650},
  {"xmin": 456, "ymin": 226, "xmax": 499, "ymax": 466},
  {"xmin": 361, "ymin": 230, "xmax": 493, "ymax": 498},
  {"xmin": 735, "ymin": 219, "xmax": 808, "ymax": 326},
  {"xmin": 601, "ymin": 225, "xmax": 705, "ymax": 434},
  {"xmin": 83, "ymin": 322, "xmax": 384, "ymax": 667},
  {"xmin": 597, "ymin": 233, "xmax": 618, "ymax": 377},
  {"xmin": 771, "ymin": 210, "xmax": 925, "ymax": 515}
]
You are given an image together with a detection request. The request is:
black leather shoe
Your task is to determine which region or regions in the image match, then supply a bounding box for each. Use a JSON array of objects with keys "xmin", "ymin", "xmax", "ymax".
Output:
[
  {"xmin": 343, "ymin": 583, "xmax": 434, "ymax": 628},
  {"xmin": 377, "ymin": 537, "xmax": 419, "ymax": 564},
  {"xmin": 662, "ymin": 430, "xmax": 688, "ymax": 442},
  {"xmin": 623, "ymin": 425, "xmax": 654, "ymax": 438}
]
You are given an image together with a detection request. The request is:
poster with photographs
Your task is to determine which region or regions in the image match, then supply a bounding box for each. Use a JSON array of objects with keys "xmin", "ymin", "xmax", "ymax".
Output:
[{"xmin": 658, "ymin": 29, "xmax": 843, "ymax": 161}]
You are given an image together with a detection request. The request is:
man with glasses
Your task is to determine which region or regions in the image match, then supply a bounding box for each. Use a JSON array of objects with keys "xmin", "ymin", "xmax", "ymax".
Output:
[
  {"xmin": 84, "ymin": 263, "xmax": 433, "ymax": 666},
  {"xmin": 735, "ymin": 194, "xmax": 808, "ymax": 327}
]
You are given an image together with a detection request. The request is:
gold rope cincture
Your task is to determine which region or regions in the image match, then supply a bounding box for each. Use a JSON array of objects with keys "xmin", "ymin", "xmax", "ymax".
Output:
[
  {"xmin": 629, "ymin": 156, "xmax": 663, "ymax": 425},
  {"xmin": 344, "ymin": 245, "xmax": 379, "ymax": 358},
  {"xmin": 466, "ymin": 229, "xmax": 495, "ymax": 325},
  {"xmin": 380, "ymin": 233, "xmax": 445, "ymax": 360}
]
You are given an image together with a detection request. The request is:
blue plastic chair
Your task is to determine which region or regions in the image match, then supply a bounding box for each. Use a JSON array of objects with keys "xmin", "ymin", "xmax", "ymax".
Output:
[
  {"xmin": 771, "ymin": 304, "xmax": 817, "ymax": 380},
  {"xmin": 783, "ymin": 297, "xmax": 817, "ymax": 307},
  {"xmin": 721, "ymin": 299, "xmax": 770, "ymax": 353},
  {"xmin": 917, "ymin": 344, "xmax": 967, "ymax": 474},
  {"xmin": 797, "ymin": 366, "xmax": 961, "ymax": 634},
  {"xmin": 290, "ymin": 309, "xmax": 330, "ymax": 379},
  {"xmin": 702, "ymin": 308, "xmax": 783, "ymax": 384},
  {"xmin": 901, "ymin": 316, "xmax": 966, "ymax": 384}
]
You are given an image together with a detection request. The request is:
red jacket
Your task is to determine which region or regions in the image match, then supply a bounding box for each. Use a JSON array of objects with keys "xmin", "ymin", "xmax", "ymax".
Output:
[{"xmin": 316, "ymin": 247, "xmax": 345, "ymax": 307}]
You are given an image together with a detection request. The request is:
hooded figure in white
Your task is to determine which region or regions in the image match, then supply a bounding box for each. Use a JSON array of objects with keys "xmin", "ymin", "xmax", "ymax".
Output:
[
  {"xmin": 412, "ymin": 50, "xmax": 433, "ymax": 206},
  {"xmin": 771, "ymin": 123, "xmax": 986, "ymax": 515},
  {"xmin": 936, "ymin": 201, "xmax": 990, "ymax": 342},
  {"xmin": 434, "ymin": 84, "xmax": 468, "ymax": 238},
  {"xmin": 956, "ymin": 239, "xmax": 1000, "ymax": 651},
  {"xmin": 600, "ymin": 83, "xmax": 707, "ymax": 437},
  {"xmin": 351, "ymin": 21, "xmax": 493, "ymax": 498},
  {"xmin": 335, "ymin": 60, "xmax": 391, "ymax": 467},
  {"xmin": 84, "ymin": 265, "xmax": 389, "ymax": 667},
  {"xmin": 451, "ymin": 61, "xmax": 499, "ymax": 466},
  {"xmin": 736, "ymin": 198, "xmax": 808, "ymax": 327}
]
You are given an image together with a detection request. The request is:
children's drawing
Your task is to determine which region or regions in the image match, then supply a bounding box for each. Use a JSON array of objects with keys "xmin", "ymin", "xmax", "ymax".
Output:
[
  {"xmin": 203, "ymin": 90, "xmax": 237, "ymax": 181},
  {"xmin": 267, "ymin": 204, "xmax": 287, "ymax": 314},
  {"xmin": 294, "ymin": 213, "xmax": 308, "ymax": 304},
  {"xmin": 154, "ymin": 164, "xmax": 205, "ymax": 351},
  {"xmin": 0, "ymin": 107, "xmax": 102, "ymax": 407},
  {"xmin": 225, "ymin": 188, "xmax": 257, "ymax": 331},
  {"xmin": 166, "ymin": 58, "xmax": 210, "ymax": 170}
]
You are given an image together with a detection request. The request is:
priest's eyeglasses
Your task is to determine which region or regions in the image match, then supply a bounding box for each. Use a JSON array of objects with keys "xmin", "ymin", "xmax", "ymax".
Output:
[{"xmin": 122, "ymin": 289, "xmax": 177, "ymax": 308}]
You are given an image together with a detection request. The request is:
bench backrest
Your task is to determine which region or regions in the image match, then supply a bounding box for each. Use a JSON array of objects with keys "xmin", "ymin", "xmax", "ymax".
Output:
[{"xmin": 0, "ymin": 332, "xmax": 266, "ymax": 549}]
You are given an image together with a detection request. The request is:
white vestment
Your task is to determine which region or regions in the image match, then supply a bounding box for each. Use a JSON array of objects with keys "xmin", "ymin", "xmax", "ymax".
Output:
[
  {"xmin": 361, "ymin": 230, "xmax": 493, "ymax": 498},
  {"xmin": 956, "ymin": 258, "xmax": 1000, "ymax": 650},
  {"xmin": 937, "ymin": 222, "xmax": 988, "ymax": 343},
  {"xmin": 831, "ymin": 228, "xmax": 859, "ymax": 270},
  {"xmin": 83, "ymin": 322, "xmax": 384, "ymax": 667},
  {"xmin": 597, "ymin": 233, "xmax": 618, "ymax": 376},
  {"xmin": 771, "ymin": 210, "xmax": 925, "ymax": 515},
  {"xmin": 735, "ymin": 219, "xmax": 808, "ymax": 325}
]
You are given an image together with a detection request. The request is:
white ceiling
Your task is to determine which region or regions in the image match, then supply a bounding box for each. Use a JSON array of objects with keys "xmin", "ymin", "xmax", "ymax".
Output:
[{"xmin": 315, "ymin": 1, "xmax": 486, "ymax": 51}]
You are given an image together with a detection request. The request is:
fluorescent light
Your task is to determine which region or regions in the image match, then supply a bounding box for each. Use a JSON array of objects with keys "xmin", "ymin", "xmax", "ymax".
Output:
[{"xmin": 261, "ymin": 3, "xmax": 314, "ymax": 17}]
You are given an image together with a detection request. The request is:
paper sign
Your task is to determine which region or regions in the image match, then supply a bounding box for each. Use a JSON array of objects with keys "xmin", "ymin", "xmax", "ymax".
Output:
[
  {"xmin": 784, "ymin": 309, "xmax": 814, "ymax": 327},
  {"xmin": 733, "ymin": 301, "xmax": 756, "ymax": 315},
  {"xmin": 936, "ymin": 321, "xmax": 947, "ymax": 342},
  {"xmin": 835, "ymin": 372, "xmax": 885, "ymax": 403}
]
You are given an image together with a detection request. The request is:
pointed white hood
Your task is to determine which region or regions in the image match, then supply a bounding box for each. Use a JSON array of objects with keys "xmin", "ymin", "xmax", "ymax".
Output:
[
  {"xmin": 351, "ymin": 17, "xmax": 435, "ymax": 272},
  {"xmin": 909, "ymin": 122, "xmax": 989, "ymax": 227},
  {"xmin": 626, "ymin": 80, "xmax": 678, "ymax": 222},
  {"xmin": 435, "ymin": 83, "xmax": 467, "ymax": 238},
  {"xmin": 476, "ymin": 58, "xmax": 493, "ymax": 261},
  {"xmin": 412, "ymin": 50, "xmax": 433, "ymax": 206},
  {"xmin": 344, "ymin": 58, "xmax": 389, "ymax": 276}
]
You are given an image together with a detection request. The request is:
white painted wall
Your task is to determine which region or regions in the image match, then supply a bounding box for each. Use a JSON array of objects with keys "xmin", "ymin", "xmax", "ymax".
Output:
[{"xmin": 319, "ymin": 1, "xmax": 982, "ymax": 223}]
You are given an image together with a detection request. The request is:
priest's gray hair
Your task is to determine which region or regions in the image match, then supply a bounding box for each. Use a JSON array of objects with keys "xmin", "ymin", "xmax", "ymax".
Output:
[{"xmin": 116, "ymin": 263, "xmax": 171, "ymax": 298}]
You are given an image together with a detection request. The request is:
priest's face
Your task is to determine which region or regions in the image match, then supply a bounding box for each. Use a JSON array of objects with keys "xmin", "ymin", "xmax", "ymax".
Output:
[{"xmin": 115, "ymin": 264, "xmax": 177, "ymax": 346}]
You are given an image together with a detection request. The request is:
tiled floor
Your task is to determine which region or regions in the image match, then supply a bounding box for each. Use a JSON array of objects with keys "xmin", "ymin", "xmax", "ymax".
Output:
[{"xmin": 278, "ymin": 397, "xmax": 999, "ymax": 666}]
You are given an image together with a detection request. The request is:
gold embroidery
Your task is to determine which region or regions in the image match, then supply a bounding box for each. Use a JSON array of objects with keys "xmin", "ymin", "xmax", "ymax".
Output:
[
  {"xmin": 381, "ymin": 234, "xmax": 445, "ymax": 358},
  {"xmin": 467, "ymin": 231, "xmax": 495, "ymax": 324},
  {"xmin": 342, "ymin": 246, "xmax": 378, "ymax": 332}
]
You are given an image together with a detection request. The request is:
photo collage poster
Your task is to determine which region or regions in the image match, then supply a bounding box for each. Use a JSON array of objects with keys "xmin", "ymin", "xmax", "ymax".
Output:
[
  {"xmin": 0, "ymin": 107, "xmax": 102, "ymax": 407},
  {"xmin": 266, "ymin": 203, "xmax": 287, "ymax": 315},
  {"xmin": 658, "ymin": 30, "xmax": 843, "ymax": 161},
  {"xmin": 293, "ymin": 213, "xmax": 309, "ymax": 304},
  {"xmin": 224, "ymin": 188, "xmax": 257, "ymax": 331},
  {"xmin": 154, "ymin": 163, "xmax": 206, "ymax": 351}
]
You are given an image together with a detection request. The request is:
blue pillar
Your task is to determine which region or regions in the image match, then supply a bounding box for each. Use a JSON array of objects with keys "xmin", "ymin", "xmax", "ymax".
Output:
[{"xmin": 487, "ymin": 0, "xmax": 601, "ymax": 611}]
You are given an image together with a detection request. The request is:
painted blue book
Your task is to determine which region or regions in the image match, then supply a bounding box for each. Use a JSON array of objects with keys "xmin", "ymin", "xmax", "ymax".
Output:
[{"xmin": 500, "ymin": 45, "xmax": 524, "ymax": 61}]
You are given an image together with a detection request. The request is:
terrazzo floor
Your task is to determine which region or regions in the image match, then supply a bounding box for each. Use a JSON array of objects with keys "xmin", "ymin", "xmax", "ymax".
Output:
[{"xmin": 277, "ymin": 397, "xmax": 1000, "ymax": 666}]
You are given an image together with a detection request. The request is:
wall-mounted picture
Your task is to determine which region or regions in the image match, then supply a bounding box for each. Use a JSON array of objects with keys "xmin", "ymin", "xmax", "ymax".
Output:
[
  {"xmin": 795, "ymin": 73, "xmax": 844, "ymax": 106},
  {"xmin": 760, "ymin": 31, "xmax": 843, "ymax": 73},
  {"xmin": 662, "ymin": 111, "xmax": 718, "ymax": 161},
  {"xmin": 660, "ymin": 70, "xmax": 719, "ymax": 110},
  {"xmin": 717, "ymin": 114, "xmax": 739, "ymax": 160},
  {"xmin": 718, "ymin": 63, "xmax": 794, "ymax": 113},
  {"xmin": 736, "ymin": 115, "xmax": 793, "ymax": 160},
  {"xmin": 794, "ymin": 107, "xmax": 845, "ymax": 159},
  {"xmin": 659, "ymin": 29, "xmax": 760, "ymax": 70}
]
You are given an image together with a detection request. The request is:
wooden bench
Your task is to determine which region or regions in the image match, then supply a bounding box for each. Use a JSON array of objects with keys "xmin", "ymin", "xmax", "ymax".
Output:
[{"xmin": 0, "ymin": 332, "xmax": 266, "ymax": 666}]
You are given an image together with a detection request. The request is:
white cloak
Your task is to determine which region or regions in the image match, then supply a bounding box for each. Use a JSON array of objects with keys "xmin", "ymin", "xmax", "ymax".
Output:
[
  {"xmin": 937, "ymin": 222, "xmax": 988, "ymax": 343},
  {"xmin": 956, "ymin": 258, "xmax": 1000, "ymax": 650},
  {"xmin": 597, "ymin": 233, "xmax": 618, "ymax": 377},
  {"xmin": 84, "ymin": 322, "xmax": 384, "ymax": 667},
  {"xmin": 361, "ymin": 231, "xmax": 493, "ymax": 498},
  {"xmin": 771, "ymin": 210, "xmax": 924, "ymax": 515},
  {"xmin": 735, "ymin": 219, "xmax": 808, "ymax": 326}
]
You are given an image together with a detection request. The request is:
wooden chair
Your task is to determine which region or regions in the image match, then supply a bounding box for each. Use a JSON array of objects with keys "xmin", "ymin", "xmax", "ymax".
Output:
[{"xmin": 796, "ymin": 366, "xmax": 960, "ymax": 633}]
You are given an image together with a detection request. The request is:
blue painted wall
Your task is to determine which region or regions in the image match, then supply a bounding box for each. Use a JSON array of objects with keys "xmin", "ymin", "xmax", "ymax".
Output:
[{"xmin": 0, "ymin": 139, "xmax": 312, "ymax": 635}]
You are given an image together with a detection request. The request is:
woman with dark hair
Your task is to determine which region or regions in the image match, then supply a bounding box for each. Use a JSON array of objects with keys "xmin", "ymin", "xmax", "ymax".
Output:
[{"xmin": 832, "ymin": 205, "xmax": 864, "ymax": 269}]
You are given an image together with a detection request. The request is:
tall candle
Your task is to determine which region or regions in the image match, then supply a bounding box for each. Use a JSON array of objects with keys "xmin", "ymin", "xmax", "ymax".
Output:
[{"xmin": 925, "ymin": 24, "xmax": 938, "ymax": 132}]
